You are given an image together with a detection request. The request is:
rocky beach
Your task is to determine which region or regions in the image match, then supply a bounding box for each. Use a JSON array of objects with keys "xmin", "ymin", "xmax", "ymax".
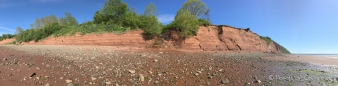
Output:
[{"xmin": 0, "ymin": 45, "xmax": 337, "ymax": 86}]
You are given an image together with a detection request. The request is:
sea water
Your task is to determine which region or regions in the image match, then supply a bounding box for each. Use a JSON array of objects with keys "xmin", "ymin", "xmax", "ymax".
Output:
[{"xmin": 293, "ymin": 54, "xmax": 338, "ymax": 59}]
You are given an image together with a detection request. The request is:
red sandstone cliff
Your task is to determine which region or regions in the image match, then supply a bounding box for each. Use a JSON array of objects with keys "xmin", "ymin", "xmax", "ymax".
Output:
[
  {"xmin": 1, "ymin": 25, "xmax": 286, "ymax": 53},
  {"xmin": 165, "ymin": 26, "xmax": 271, "ymax": 52},
  {"xmin": 0, "ymin": 38, "xmax": 15, "ymax": 44},
  {"xmin": 21, "ymin": 30, "xmax": 154, "ymax": 48}
]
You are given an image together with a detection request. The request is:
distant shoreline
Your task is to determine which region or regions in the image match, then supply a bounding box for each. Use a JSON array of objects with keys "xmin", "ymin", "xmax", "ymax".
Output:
[{"xmin": 279, "ymin": 54, "xmax": 338, "ymax": 66}]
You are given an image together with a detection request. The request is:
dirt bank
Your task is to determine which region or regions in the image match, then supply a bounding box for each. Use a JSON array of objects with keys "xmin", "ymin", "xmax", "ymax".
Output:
[
  {"xmin": 1, "ymin": 25, "xmax": 285, "ymax": 53},
  {"xmin": 165, "ymin": 26, "xmax": 272, "ymax": 52},
  {"xmin": 0, "ymin": 38, "xmax": 15, "ymax": 44},
  {"xmin": 21, "ymin": 30, "xmax": 154, "ymax": 48}
]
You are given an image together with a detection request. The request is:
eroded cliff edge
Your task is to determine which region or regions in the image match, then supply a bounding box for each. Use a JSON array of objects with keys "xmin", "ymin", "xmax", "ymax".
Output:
[
  {"xmin": 0, "ymin": 25, "xmax": 290, "ymax": 53},
  {"xmin": 164, "ymin": 25, "xmax": 289, "ymax": 53}
]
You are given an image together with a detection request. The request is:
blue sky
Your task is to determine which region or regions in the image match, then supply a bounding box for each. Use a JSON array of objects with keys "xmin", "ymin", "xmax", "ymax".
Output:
[{"xmin": 0, "ymin": 0, "xmax": 337, "ymax": 54}]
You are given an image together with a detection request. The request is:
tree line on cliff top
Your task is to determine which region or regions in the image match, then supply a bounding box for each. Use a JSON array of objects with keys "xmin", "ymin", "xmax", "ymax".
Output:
[{"xmin": 5, "ymin": 0, "xmax": 211, "ymax": 43}]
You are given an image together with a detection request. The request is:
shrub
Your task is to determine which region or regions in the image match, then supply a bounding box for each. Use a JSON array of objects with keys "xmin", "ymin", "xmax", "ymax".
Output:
[
  {"xmin": 122, "ymin": 11, "xmax": 140, "ymax": 29},
  {"xmin": 139, "ymin": 15, "xmax": 162, "ymax": 39},
  {"xmin": 260, "ymin": 36, "xmax": 272, "ymax": 44},
  {"xmin": 171, "ymin": 10, "xmax": 199, "ymax": 38},
  {"xmin": 0, "ymin": 34, "xmax": 14, "ymax": 41},
  {"xmin": 198, "ymin": 19, "xmax": 212, "ymax": 26}
]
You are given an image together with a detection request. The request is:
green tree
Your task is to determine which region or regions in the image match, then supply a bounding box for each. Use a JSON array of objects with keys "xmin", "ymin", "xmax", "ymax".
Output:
[
  {"xmin": 101, "ymin": 0, "xmax": 129, "ymax": 25},
  {"xmin": 179, "ymin": 0, "xmax": 210, "ymax": 20},
  {"xmin": 138, "ymin": 3, "xmax": 162, "ymax": 39},
  {"xmin": 172, "ymin": 9, "xmax": 199, "ymax": 38},
  {"xmin": 59, "ymin": 12, "xmax": 78, "ymax": 26},
  {"xmin": 144, "ymin": 2, "xmax": 158, "ymax": 16},
  {"xmin": 15, "ymin": 27, "xmax": 24, "ymax": 35},
  {"xmin": 30, "ymin": 15, "xmax": 59, "ymax": 29},
  {"xmin": 122, "ymin": 11, "xmax": 140, "ymax": 29},
  {"xmin": 94, "ymin": 11, "xmax": 104, "ymax": 24}
]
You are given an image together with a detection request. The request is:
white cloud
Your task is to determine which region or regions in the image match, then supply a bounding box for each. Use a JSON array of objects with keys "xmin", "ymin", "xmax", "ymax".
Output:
[
  {"xmin": 158, "ymin": 14, "xmax": 175, "ymax": 24},
  {"xmin": 0, "ymin": 26, "xmax": 14, "ymax": 32}
]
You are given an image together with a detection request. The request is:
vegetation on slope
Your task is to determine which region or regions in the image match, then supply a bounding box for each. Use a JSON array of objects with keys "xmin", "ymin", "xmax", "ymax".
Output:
[
  {"xmin": 165, "ymin": 0, "xmax": 212, "ymax": 38},
  {"xmin": 0, "ymin": 34, "xmax": 15, "ymax": 41},
  {"xmin": 260, "ymin": 36, "xmax": 291, "ymax": 54}
]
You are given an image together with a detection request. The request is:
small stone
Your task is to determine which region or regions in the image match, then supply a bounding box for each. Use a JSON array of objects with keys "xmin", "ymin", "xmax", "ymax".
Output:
[
  {"xmin": 129, "ymin": 70, "xmax": 136, "ymax": 74},
  {"xmin": 140, "ymin": 54, "xmax": 146, "ymax": 57},
  {"xmin": 59, "ymin": 77, "xmax": 64, "ymax": 80},
  {"xmin": 194, "ymin": 73, "xmax": 199, "ymax": 76},
  {"xmin": 45, "ymin": 83, "xmax": 50, "ymax": 86},
  {"xmin": 30, "ymin": 72, "xmax": 36, "ymax": 77},
  {"xmin": 159, "ymin": 52, "xmax": 163, "ymax": 54},
  {"xmin": 154, "ymin": 81, "xmax": 159, "ymax": 84},
  {"xmin": 153, "ymin": 59, "xmax": 159, "ymax": 62},
  {"xmin": 221, "ymin": 78, "xmax": 229, "ymax": 84},
  {"xmin": 91, "ymin": 77, "xmax": 97, "ymax": 81},
  {"xmin": 45, "ymin": 76, "xmax": 49, "ymax": 79},
  {"xmin": 66, "ymin": 79, "xmax": 72, "ymax": 83},
  {"xmin": 46, "ymin": 64, "xmax": 51, "ymax": 68},
  {"xmin": 208, "ymin": 76, "xmax": 213, "ymax": 79},
  {"xmin": 106, "ymin": 81, "xmax": 111, "ymax": 85},
  {"xmin": 139, "ymin": 74, "xmax": 144, "ymax": 82},
  {"xmin": 255, "ymin": 80, "xmax": 261, "ymax": 83}
]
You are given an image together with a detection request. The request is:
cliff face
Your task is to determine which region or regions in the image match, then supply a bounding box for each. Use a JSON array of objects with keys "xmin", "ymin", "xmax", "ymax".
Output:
[
  {"xmin": 1, "ymin": 25, "xmax": 289, "ymax": 53},
  {"xmin": 0, "ymin": 38, "xmax": 15, "ymax": 44},
  {"xmin": 165, "ymin": 26, "xmax": 272, "ymax": 52}
]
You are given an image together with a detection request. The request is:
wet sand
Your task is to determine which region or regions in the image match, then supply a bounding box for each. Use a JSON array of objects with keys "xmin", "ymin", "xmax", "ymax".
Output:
[{"xmin": 267, "ymin": 54, "xmax": 338, "ymax": 66}]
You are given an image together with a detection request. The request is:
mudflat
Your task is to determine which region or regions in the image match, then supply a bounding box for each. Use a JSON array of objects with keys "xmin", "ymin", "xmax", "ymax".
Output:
[{"xmin": 0, "ymin": 45, "xmax": 337, "ymax": 86}]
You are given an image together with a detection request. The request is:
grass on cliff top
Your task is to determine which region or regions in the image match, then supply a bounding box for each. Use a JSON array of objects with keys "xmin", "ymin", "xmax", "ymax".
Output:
[
  {"xmin": 53, "ymin": 22, "xmax": 129, "ymax": 37},
  {"xmin": 259, "ymin": 36, "xmax": 291, "ymax": 54}
]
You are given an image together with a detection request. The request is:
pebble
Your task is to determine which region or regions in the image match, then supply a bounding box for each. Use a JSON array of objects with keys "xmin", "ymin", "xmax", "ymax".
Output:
[
  {"xmin": 153, "ymin": 59, "xmax": 159, "ymax": 62},
  {"xmin": 66, "ymin": 79, "xmax": 72, "ymax": 83},
  {"xmin": 139, "ymin": 74, "xmax": 144, "ymax": 81},
  {"xmin": 221, "ymin": 78, "xmax": 229, "ymax": 84},
  {"xmin": 91, "ymin": 77, "xmax": 97, "ymax": 81},
  {"xmin": 255, "ymin": 80, "xmax": 261, "ymax": 83},
  {"xmin": 106, "ymin": 81, "xmax": 111, "ymax": 85},
  {"xmin": 129, "ymin": 70, "xmax": 136, "ymax": 74},
  {"xmin": 29, "ymin": 72, "xmax": 36, "ymax": 77},
  {"xmin": 194, "ymin": 73, "xmax": 199, "ymax": 76}
]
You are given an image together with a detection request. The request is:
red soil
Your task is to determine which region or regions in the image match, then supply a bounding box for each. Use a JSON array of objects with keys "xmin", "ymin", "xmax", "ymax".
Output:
[{"xmin": 0, "ymin": 38, "xmax": 15, "ymax": 44}]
